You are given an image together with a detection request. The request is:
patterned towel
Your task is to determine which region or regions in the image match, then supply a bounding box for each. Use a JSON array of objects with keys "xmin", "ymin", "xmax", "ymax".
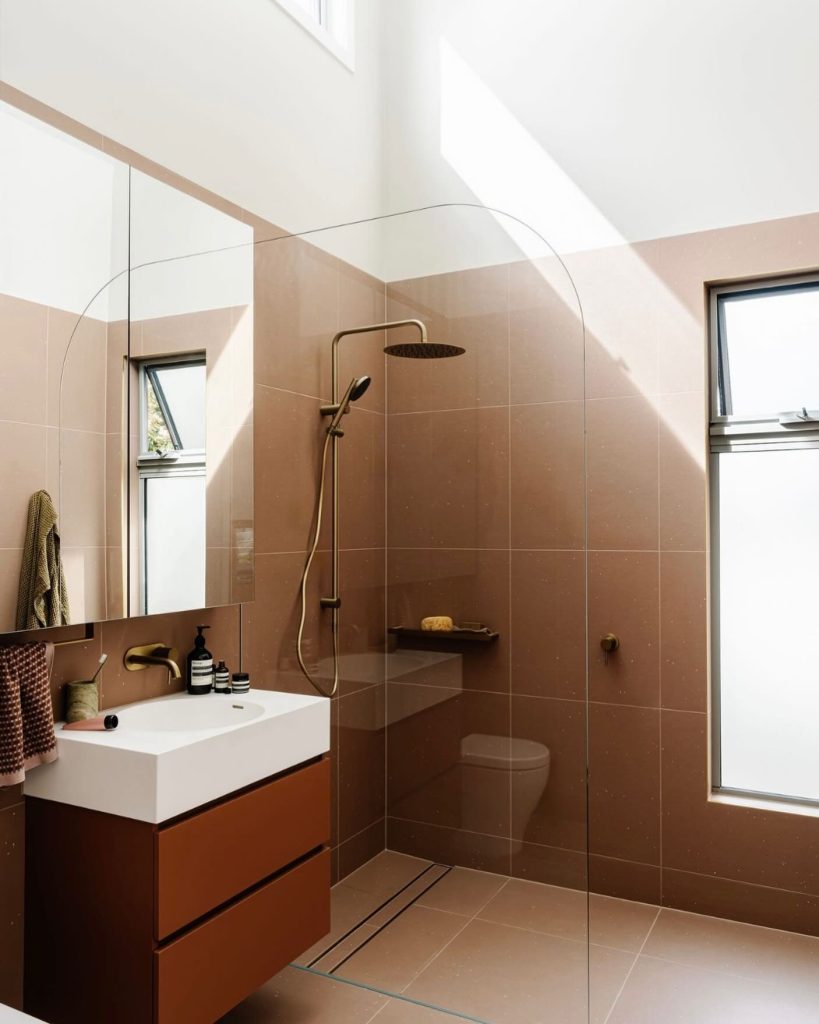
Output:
[{"xmin": 0, "ymin": 643, "xmax": 57, "ymax": 787}]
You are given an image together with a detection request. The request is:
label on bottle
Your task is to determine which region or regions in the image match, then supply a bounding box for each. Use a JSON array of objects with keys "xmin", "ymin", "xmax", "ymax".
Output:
[{"xmin": 191, "ymin": 658, "xmax": 214, "ymax": 688}]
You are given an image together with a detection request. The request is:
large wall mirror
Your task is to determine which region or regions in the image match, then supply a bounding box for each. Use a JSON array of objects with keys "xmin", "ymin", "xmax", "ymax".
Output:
[{"xmin": 0, "ymin": 99, "xmax": 254, "ymax": 632}]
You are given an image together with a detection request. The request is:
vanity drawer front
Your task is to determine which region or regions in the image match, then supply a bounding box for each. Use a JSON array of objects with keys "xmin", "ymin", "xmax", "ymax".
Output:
[
  {"xmin": 155, "ymin": 849, "xmax": 330, "ymax": 1024},
  {"xmin": 156, "ymin": 757, "xmax": 330, "ymax": 939}
]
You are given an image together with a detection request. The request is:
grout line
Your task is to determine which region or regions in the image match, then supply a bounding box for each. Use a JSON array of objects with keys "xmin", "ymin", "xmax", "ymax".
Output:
[
  {"xmin": 602, "ymin": 905, "xmax": 662, "ymax": 1024},
  {"xmin": 393, "ymin": 874, "xmax": 514, "ymax": 995}
]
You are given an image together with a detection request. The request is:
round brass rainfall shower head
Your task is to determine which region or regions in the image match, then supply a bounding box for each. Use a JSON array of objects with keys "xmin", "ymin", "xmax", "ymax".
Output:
[{"xmin": 383, "ymin": 341, "xmax": 466, "ymax": 358}]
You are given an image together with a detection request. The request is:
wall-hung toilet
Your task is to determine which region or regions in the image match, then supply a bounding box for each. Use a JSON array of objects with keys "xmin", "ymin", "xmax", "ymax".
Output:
[{"xmin": 459, "ymin": 733, "xmax": 551, "ymax": 851}]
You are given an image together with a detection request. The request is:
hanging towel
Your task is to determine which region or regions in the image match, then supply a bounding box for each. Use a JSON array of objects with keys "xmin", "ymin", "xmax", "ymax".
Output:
[
  {"xmin": 16, "ymin": 490, "xmax": 70, "ymax": 631},
  {"xmin": 0, "ymin": 642, "xmax": 57, "ymax": 787}
]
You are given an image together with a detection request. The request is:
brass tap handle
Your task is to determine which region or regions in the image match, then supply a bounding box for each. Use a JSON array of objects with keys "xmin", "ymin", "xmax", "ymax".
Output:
[{"xmin": 600, "ymin": 633, "xmax": 620, "ymax": 665}]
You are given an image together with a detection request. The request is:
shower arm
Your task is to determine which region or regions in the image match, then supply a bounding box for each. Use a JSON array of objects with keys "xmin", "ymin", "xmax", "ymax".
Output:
[{"xmin": 319, "ymin": 319, "xmax": 427, "ymax": 612}]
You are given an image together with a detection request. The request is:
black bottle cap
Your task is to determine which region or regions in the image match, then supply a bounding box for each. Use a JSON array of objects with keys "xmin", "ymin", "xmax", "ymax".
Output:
[
  {"xmin": 104, "ymin": 715, "xmax": 118, "ymax": 730},
  {"xmin": 232, "ymin": 673, "xmax": 249, "ymax": 682}
]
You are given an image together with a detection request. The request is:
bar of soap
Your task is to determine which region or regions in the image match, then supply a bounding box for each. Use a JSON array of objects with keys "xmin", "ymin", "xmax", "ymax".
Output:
[{"xmin": 420, "ymin": 616, "xmax": 454, "ymax": 632}]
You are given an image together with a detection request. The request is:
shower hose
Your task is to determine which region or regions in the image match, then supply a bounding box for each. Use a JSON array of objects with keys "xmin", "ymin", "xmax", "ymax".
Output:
[{"xmin": 296, "ymin": 429, "xmax": 339, "ymax": 698}]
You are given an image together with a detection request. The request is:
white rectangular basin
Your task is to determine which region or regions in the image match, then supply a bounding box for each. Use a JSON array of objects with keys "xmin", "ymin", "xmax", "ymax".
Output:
[{"xmin": 23, "ymin": 689, "xmax": 330, "ymax": 824}]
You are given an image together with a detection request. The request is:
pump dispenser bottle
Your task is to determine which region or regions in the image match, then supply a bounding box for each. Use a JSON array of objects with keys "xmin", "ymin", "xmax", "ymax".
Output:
[{"xmin": 187, "ymin": 625, "xmax": 214, "ymax": 694}]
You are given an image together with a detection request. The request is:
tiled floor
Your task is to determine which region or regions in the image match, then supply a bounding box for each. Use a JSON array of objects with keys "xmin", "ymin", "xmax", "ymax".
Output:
[{"xmin": 222, "ymin": 851, "xmax": 819, "ymax": 1024}]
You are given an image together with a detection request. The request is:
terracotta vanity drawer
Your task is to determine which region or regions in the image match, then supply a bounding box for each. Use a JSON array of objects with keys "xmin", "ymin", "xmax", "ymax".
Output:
[
  {"xmin": 155, "ymin": 849, "xmax": 330, "ymax": 1024},
  {"xmin": 155, "ymin": 758, "xmax": 330, "ymax": 939}
]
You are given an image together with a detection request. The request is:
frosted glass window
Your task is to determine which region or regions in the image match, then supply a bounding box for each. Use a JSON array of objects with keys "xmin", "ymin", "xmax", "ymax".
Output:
[
  {"xmin": 718, "ymin": 284, "xmax": 819, "ymax": 417},
  {"xmin": 144, "ymin": 474, "xmax": 206, "ymax": 614},
  {"xmin": 716, "ymin": 449, "xmax": 819, "ymax": 802}
]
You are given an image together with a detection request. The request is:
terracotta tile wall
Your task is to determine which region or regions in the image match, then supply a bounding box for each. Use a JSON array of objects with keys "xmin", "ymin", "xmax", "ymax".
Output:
[
  {"xmin": 603, "ymin": 214, "xmax": 819, "ymax": 935},
  {"xmin": 384, "ymin": 213, "xmax": 819, "ymax": 938},
  {"xmin": 384, "ymin": 257, "xmax": 589, "ymax": 886},
  {"xmin": 244, "ymin": 228, "xmax": 388, "ymax": 884},
  {"xmin": 0, "ymin": 292, "xmax": 110, "ymax": 632}
]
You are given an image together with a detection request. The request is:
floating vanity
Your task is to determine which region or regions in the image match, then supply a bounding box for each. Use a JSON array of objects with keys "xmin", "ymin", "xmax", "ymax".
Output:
[{"xmin": 23, "ymin": 690, "xmax": 331, "ymax": 1024}]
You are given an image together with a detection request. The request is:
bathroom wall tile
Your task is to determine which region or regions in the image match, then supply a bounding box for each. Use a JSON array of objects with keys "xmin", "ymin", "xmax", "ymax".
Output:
[
  {"xmin": 388, "ymin": 407, "xmax": 509, "ymax": 550},
  {"xmin": 50, "ymin": 626, "xmax": 103, "ymax": 717},
  {"xmin": 510, "ymin": 550, "xmax": 585, "ymax": 701},
  {"xmin": 243, "ymin": 551, "xmax": 332, "ymax": 697},
  {"xmin": 0, "ymin": 421, "xmax": 47, "ymax": 549},
  {"xmin": 511, "ymin": 696, "xmax": 587, "ymax": 854},
  {"xmin": 254, "ymin": 234, "xmax": 338, "ymax": 398},
  {"xmin": 338, "ymin": 408, "xmax": 385, "ymax": 550},
  {"xmin": 49, "ymin": 427, "xmax": 106, "ymax": 548},
  {"xmin": 587, "ymin": 395, "xmax": 659, "ymax": 551},
  {"xmin": 386, "ymin": 682, "xmax": 462, "ymax": 818},
  {"xmin": 105, "ymin": 432, "xmax": 126, "ymax": 550},
  {"xmin": 509, "ymin": 256, "xmax": 585, "ymax": 405},
  {"xmin": 0, "ymin": 804, "xmax": 24, "ymax": 1011},
  {"xmin": 47, "ymin": 307, "xmax": 107, "ymax": 433},
  {"xmin": 338, "ymin": 684, "xmax": 386, "ymax": 843},
  {"xmin": 337, "ymin": 548, "xmax": 386, "ymax": 695},
  {"xmin": 588, "ymin": 551, "xmax": 659, "ymax": 708},
  {"xmin": 337, "ymin": 819, "xmax": 386, "ymax": 881},
  {"xmin": 659, "ymin": 391, "xmax": 707, "ymax": 551},
  {"xmin": 387, "ymin": 548, "xmax": 509, "ymax": 693},
  {"xmin": 661, "ymin": 711, "xmax": 819, "ymax": 896},
  {"xmin": 566, "ymin": 239, "xmax": 663, "ymax": 401},
  {"xmin": 661, "ymin": 868, "xmax": 819, "ymax": 938},
  {"xmin": 104, "ymin": 320, "xmax": 128, "ymax": 435},
  {"xmin": 98, "ymin": 604, "xmax": 239, "ymax": 708},
  {"xmin": 0, "ymin": 293, "xmax": 48, "ymax": 426},
  {"xmin": 338, "ymin": 262, "xmax": 386, "ymax": 414},
  {"xmin": 254, "ymin": 385, "xmax": 326, "ymax": 555},
  {"xmin": 0, "ymin": 550, "xmax": 22, "ymax": 634},
  {"xmin": 510, "ymin": 841, "xmax": 588, "ymax": 890},
  {"xmin": 589, "ymin": 704, "xmax": 661, "ymax": 865},
  {"xmin": 386, "ymin": 266, "xmax": 509, "ymax": 414},
  {"xmin": 106, "ymin": 545, "xmax": 126, "ymax": 623},
  {"xmin": 588, "ymin": 854, "xmax": 662, "ymax": 905},
  {"xmin": 387, "ymin": 817, "xmax": 512, "ymax": 876},
  {"xmin": 510, "ymin": 401, "xmax": 585, "ymax": 550},
  {"xmin": 389, "ymin": 689, "xmax": 510, "ymax": 838},
  {"xmin": 660, "ymin": 552, "xmax": 707, "ymax": 712},
  {"xmin": 61, "ymin": 546, "xmax": 107, "ymax": 625},
  {"xmin": 652, "ymin": 240, "xmax": 709, "ymax": 396},
  {"xmin": 140, "ymin": 306, "xmax": 236, "ymax": 359}
]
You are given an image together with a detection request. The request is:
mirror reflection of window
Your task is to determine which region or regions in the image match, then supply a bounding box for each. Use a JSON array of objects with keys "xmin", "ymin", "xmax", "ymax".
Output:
[{"xmin": 138, "ymin": 356, "xmax": 206, "ymax": 614}]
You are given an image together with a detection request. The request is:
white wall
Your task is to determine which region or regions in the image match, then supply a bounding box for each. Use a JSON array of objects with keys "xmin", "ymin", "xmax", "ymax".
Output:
[
  {"xmin": 5, "ymin": 0, "xmax": 819, "ymax": 279},
  {"xmin": 0, "ymin": 102, "xmax": 127, "ymax": 316},
  {"xmin": 0, "ymin": 0, "xmax": 383, "ymax": 245},
  {"xmin": 382, "ymin": 0, "xmax": 819, "ymax": 264}
]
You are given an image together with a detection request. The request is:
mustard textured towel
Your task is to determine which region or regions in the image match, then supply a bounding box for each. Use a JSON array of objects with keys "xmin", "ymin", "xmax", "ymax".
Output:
[{"xmin": 16, "ymin": 490, "xmax": 70, "ymax": 631}]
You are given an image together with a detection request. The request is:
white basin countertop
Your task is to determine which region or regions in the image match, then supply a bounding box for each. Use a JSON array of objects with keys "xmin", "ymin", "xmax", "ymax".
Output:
[{"xmin": 23, "ymin": 689, "xmax": 330, "ymax": 824}]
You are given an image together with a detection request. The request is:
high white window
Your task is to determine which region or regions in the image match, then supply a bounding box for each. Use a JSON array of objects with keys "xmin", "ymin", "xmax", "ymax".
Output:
[
  {"xmin": 711, "ymin": 275, "xmax": 819, "ymax": 806},
  {"xmin": 138, "ymin": 357, "xmax": 207, "ymax": 615},
  {"xmin": 275, "ymin": 0, "xmax": 354, "ymax": 69}
]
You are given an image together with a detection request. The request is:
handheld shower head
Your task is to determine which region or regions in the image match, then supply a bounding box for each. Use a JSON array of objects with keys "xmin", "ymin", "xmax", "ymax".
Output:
[{"xmin": 327, "ymin": 375, "xmax": 371, "ymax": 435}]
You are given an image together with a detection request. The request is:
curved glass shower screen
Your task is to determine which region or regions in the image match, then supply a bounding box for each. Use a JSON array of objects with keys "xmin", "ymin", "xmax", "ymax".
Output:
[
  {"xmin": 247, "ymin": 204, "xmax": 589, "ymax": 1023},
  {"xmin": 65, "ymin": 199, "xmax": 589, "ymax": 1021}
]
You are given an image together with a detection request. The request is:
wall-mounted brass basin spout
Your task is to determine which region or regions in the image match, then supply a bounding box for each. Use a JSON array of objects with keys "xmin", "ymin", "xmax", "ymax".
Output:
[{"xmin": 124, "ymin": 644, "xmax": 182, "ymax": 679}]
